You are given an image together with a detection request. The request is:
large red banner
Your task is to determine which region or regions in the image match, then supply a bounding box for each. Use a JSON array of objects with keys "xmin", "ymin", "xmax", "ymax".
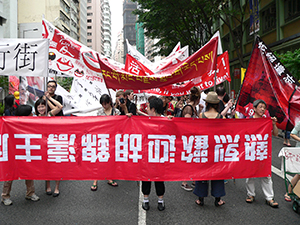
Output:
[
  {"xmin": 236, "ymin": 36, "xmax": 300, "ymax": 131},
  {"xmin": 0, "ymin": 116, "xmax": 272, "ymax": 181},
  {"xmin": 99, "ymin": 37, "xmax": 218, "ymax": 90}
]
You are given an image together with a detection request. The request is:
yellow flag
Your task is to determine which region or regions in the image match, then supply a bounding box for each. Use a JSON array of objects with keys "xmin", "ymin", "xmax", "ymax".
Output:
[{"xmin": 241, "ymin": 68, "xmax": 246, "ymax": 84}]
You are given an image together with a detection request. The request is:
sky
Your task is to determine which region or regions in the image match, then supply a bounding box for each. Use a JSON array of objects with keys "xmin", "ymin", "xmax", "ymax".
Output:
[{"xmin": 109, "ymin": 0, "xmax": 124, "ymax": 53}]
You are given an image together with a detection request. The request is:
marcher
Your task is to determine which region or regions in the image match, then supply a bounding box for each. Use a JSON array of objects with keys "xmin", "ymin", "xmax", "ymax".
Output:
[
  {"xmin": 13, "ymin": 91, "xmax": 20, "ymax": 108},
  {"xmin": 1, "ymin": 105, "xmax": 40, "ymax": 206},
  {"xmin": 4, "ymin": 94, "xmax": 16, "ymax": 116},
  {"xmin": 124, "ymin": 89, "xmax": 137, "ymax": 115},
  {"xmin": 180, "ymin": 86, "xmax": 201, "ymax": 191},
  {"xmin": 216, "ymin": 86, "xmax": 233, "ymax": 117},
  {"xmin": 115, "ymin": 90, "xmax": 129, "ymax": 115},
  {"xmin": 142, "ymin": 96, "xmax": 166, "ymax": 211},
  {"xmin": 194, "ymin": 91, "xmax": 226, "ymax": 207},
  {"xmin": 91, "ymin": 94, "xmax": 121, "ymax": 191},
  {"xmin": 283, "ymin": 130, "xmax": 291, "ymax": 146},
  {"xmin": 35, "ymin": 92, "xmax": 63, "ymax": 197},
  {"xmin": 46, "ymin": 80, "xmax": 64, "ymax": 116},
  {"xmin": 245, "ymin": 99, "xmax": 279, "ymax": 208}
]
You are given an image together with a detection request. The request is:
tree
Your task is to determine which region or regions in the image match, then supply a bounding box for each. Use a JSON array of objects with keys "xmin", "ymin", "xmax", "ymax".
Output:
[
  {"xmin": 133, "ymin": 0, "xmax": 248, "ymax": 67},
  {"xmin": 276, "ymin": 49, "xmax": 300, "ymax": 81}
]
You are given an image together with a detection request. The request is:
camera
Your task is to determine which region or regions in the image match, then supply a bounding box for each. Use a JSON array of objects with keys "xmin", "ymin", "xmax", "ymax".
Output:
[{"xmin": 119, "ymin": 98, "xmax": 125, "ymax": 104}]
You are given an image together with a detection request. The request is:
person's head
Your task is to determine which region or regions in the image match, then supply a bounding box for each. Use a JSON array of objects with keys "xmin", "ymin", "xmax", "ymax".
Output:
[
  {"xmin": 34, "ymin": 97, "xmax": 47, "ymax": 116},
  {"xmin": 100, "ymin": 94, "xmax": 112, "ymax": 110},
  {"xmin": 175, "ymin": 100, "xmax": 183, "ymax": 109},
  {"xmin": 204, "ymin": 91, "xmax": 220, "ymax": 111},
  {"xmin": 116, "ymin": 90, "xmax": 125, "ymax": 103},
  {"xmin": 15, "ymin": 105, "xmax": 33, "ymax": 116},
  {"xmin": 47, "ymin": 80, "xmax": 57, "ymax": 95},
  {"xmin": 125, "ymin": 90, "xmax": 134, "ymax": 101},
  {"xmin": 216, "ymin": 86, "xmax": 226, "ymax": 98},
  {"xmin": 4, "ymin": 94, "xmax": 15, "ymax": 109},
  {"xmin": 253, "ymin": 99, "xmax": 267, "ymax": 117},
  {"xmin": 189, "ymin": 86, "xmax": 201, "ymax": 104},
  {"xmin": 147, "ymin": 97, "xmax": 164, "ymax": 116}
]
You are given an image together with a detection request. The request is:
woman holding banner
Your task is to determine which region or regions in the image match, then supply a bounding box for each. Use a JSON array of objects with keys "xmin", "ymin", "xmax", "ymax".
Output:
[
  {"xmin": 35, "ymin": 92, "xmax": 63, "ymax": 197},
  {"xmin": 194, "ymin": 91, "xmax": 226, "ymax": 207},
  {"xmin": 91, "ymin": 94, "xmax": 120, "ymax": 191},
  {"xmin": 180, "ymin": 86, "xmax": 202, "ymax": 191}
]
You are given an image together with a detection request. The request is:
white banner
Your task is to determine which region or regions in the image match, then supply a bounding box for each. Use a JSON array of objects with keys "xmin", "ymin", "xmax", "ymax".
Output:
[{"xmin": 0, "ymin": 38, "xmax": 48, "ymax": 77}]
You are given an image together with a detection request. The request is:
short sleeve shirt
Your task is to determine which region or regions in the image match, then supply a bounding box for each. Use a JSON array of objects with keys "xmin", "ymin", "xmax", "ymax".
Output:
[{"xmin": 291, "ymin": 121, "xmax": 300, "ymax": 147}]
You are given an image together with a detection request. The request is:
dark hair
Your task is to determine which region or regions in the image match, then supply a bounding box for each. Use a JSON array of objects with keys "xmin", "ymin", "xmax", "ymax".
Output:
[
  {"xmin": 34, "ymin": 97, "xmax": 47, "ymax": 116},
  {"xmin": 47, "ymin": 80, "xmax": 57, "ymax": 87},
  {"xmin": 216, "ymin": 86, "xmax": 226, "ymax": 97},
  {"xmin": 100, "ymin": 94, "xmax": 112, "ymax": 106},
  {"xmin": 253, "ymin": 99, "xmax": 266, "ymax": 108},
  {"xmin": 206, "ymin": 102, "xmax": 219, "ymax": 112},
  {"xmin": 4, "ymin": 94, "xmax": 15, "ymax": 115},
  {"xmin": 124, "ymin": 90, "xmax": 133, "ymax": 97},
  {"xmin": 15, "ymin": 105, "xmax": 32, "ymax": 116},
  {"xmin": 189, "ymin": 86, "xmax": 200, "ymax": 102},
  {"xmin": 149, "ymin": 97, "xmax": 164, "ymax": 115}
]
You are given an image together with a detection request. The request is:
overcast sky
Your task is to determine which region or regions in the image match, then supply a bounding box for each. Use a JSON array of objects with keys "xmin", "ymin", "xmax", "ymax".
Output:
[{"xmin": 109, "ymin": 0, "xmax": 123, "ymax": 53}]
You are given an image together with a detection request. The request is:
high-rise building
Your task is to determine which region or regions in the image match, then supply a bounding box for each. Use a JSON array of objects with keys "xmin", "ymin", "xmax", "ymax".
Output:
[
  {"xmin": 112, "ymin": 31, "xmax": 124, "ymax": 63},
  {"xmin": 17, "ymin": 0, "xmax": 87, "ymax": 44},
  {"xmin": 87, "ymin": 0, "xmax": 111, "ymax": 57},
  {"xmin": 123, "ymin": 0, "xmax": 137, "ymax": 63},
  {"xmin": 1, "ymin": 0, "xmax": 18, "ymax": 38}
]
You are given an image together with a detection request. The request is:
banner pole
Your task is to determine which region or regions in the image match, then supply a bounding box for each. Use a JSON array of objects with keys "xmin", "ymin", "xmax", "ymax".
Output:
[{"xmin": 96, "ymin": 53, "xmax": 112, "ymax": 99}]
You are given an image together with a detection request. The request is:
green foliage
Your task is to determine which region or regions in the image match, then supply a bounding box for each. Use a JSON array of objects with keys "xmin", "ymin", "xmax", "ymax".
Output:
[
  {"xmin": 0, "ymin": 103, "xmax": 4, "ymax": 116},
  {"xmin": 132, "ymin": 0, "xmax": 247, "ymax": 67},
  {"xmin": 0, "ymin": 76, "xmax": 9, "ymax": 93},
  {"xmin": 275, "ymin": 49, "xmax": 300, "ymax": 80},
  {"xmin": 57, "ymin": 77, "xmax": 73, "ymax": 92}
]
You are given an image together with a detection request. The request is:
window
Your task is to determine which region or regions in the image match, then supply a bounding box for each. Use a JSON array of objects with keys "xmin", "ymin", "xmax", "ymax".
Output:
[
  {"xmin": 87, "ymin": 39, "xmax": 92, "ymax": 43},
  {"xmin": 87, "ymin": 6, "xmax": 92, "ymax": 10},
  {"xmin": 87, "ymin": 13, "xmax": 93, "ymax": 16},
  {"xmin": 285, "ymin": 0, "xmax": 300, "ymax": 22},
  {"xmin": 87, "ymin": 32, "xmax": 92, "ymax": 36},
  {"xmin": 87, "ymin": 19, "xmax": 92, "ymax": 23},
  {"xmin": 88, "ymin": 0, "xmax": 92, "ymax": 2},
  {"xmin": 261, "ymin": 3, "xmax": 276, "ymax": 33},
  {"xmin": 87, "ymin": 26, "xmax": 92, "ymax": 29}
]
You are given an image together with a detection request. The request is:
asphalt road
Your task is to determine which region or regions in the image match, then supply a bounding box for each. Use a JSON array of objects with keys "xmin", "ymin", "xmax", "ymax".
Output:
[{"xmin": 0, "ymin": 134, "xmax": 299, "ymax": 225}]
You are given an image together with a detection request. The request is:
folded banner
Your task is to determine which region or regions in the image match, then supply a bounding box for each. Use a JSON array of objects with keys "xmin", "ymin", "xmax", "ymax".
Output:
[
  {"xmin": 0, "ymin": 116, "xmax": 272, "ymax": 181},
  {"xmin": 99, "ymin": 37, "xmax": 218, "ymax": 90},
  {"xmin": 236, "ymin": 36, "xmax": 300, "ymax": 131},
  {"xmin": 0, "ymin": 38, "xmax": 48, "ymax": 77}
]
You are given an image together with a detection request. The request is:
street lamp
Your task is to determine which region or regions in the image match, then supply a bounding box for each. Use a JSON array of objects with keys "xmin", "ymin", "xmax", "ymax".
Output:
[{"xmin": 23, "ymin": 28, "xmax": 39, "ymax": 38}]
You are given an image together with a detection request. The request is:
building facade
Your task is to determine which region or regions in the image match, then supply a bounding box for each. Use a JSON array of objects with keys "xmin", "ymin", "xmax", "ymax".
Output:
[
  {"xmin": 112, "ymin": 31, "xmax": 124, "ymax": 63},
  {"xmin": 215, "ymin": 0, "xmax": 300, "ymax": 92},
  {"xmin": 17, "ymin": 0, "xmax": 86, "ymax": 44},
  {"xmin": 123, "ymin": 0, "xmax": 137, "ymax": 63}
]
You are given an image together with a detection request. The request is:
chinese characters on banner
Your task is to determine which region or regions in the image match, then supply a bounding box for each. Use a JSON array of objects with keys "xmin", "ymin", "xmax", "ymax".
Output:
[
  {"xmin": 0, "ymin": 116, "xmax": 272, "ymax": 181},
  {"xmin": 99, "ymin": 37, "xmax": 218, "ymax": 90},
  {"xmin": 236, "ymin": 36, "xmax": 300, "ymax": 131},
  {"xmin": 0, "ymin": 39, "xmax": 48, "ymax": 77}
]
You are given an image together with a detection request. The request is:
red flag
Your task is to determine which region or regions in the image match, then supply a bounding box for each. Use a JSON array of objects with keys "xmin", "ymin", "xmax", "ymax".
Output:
[
  {"xmin": 99, "ymin": 37, "xmax": 218, "ymax": 90},
  {"xmin": 236, "ymin": 36, "xmax": 300, "ymax": 130},
  {"xmin": 144, "ymin": 51, "xmax": 231, "ymax": 96},
  {"xmin": 125, "ymin": 54, "xmax": 154, "ymax": 76}
]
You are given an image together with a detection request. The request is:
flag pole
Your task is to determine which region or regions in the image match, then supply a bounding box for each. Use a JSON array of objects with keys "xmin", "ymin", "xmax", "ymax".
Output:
[{"xmin": 96, "ymin": 53, "xmax": 112, "ymax": 99}]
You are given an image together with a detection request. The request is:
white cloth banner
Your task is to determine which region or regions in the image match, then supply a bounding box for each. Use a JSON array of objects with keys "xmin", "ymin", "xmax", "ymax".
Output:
[
  {"xmin": 0, "ymin": 38, "xmax": 48, "ymax": 77},
  {"xmin": 278, "ymin": 147, "xmax": 300, "ymax": 173}
]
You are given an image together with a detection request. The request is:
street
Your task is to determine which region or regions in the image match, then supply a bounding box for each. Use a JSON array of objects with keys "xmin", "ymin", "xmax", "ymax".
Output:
[{"xmin": 0, "ymin": 135, "xmax": 299, "ymax": 225}]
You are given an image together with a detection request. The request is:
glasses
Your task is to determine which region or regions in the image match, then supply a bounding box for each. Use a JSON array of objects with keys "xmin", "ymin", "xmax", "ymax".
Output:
[{"xmin": 47, "ymin": 85, "xmax": 56, "ymax": 88}]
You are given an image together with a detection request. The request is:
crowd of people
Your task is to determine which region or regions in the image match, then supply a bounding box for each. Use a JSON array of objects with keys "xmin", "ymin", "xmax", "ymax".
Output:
[{"xmin": 1, "ymin": 84, "xmax": 299, "ymax": 212}]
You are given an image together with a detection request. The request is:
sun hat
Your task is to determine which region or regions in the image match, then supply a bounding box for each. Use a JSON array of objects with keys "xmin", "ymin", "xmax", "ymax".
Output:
[
  {"xmin": 204, "ymin": 91, "xmax": 220, "ymax": 104},
  {"xmin": 253, "ymin": 99, "xmax": 266, "ymax": 108},
  {"xmin": 14, "ymin": 91, "xmax": 20, "ymax": 100}
]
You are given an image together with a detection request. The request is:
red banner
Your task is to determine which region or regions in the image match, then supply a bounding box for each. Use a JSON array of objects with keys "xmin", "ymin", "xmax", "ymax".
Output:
[
  {"xmin": 0, "ymin": 116, "xmax": 272, "ymax": 181},
  {"xmin": 143, "ymin": 51, "xmax": 231, "ymax": 96},
  {"xmin": 99, "ymin": 37, "xmax": 218, "ymax": 90},
  {"xmin": 236, "ymin": 36, "xmax": 300, "ymax": 131}
]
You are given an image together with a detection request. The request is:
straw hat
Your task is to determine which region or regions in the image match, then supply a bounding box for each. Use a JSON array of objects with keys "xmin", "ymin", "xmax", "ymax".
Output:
[
  {"xmin": 14, "ymin": 91, "xmax": 19, "ymax": 100},
  {"xmin": 204, "ymin": 91, "xmax": 220, "ymax": 104}
]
